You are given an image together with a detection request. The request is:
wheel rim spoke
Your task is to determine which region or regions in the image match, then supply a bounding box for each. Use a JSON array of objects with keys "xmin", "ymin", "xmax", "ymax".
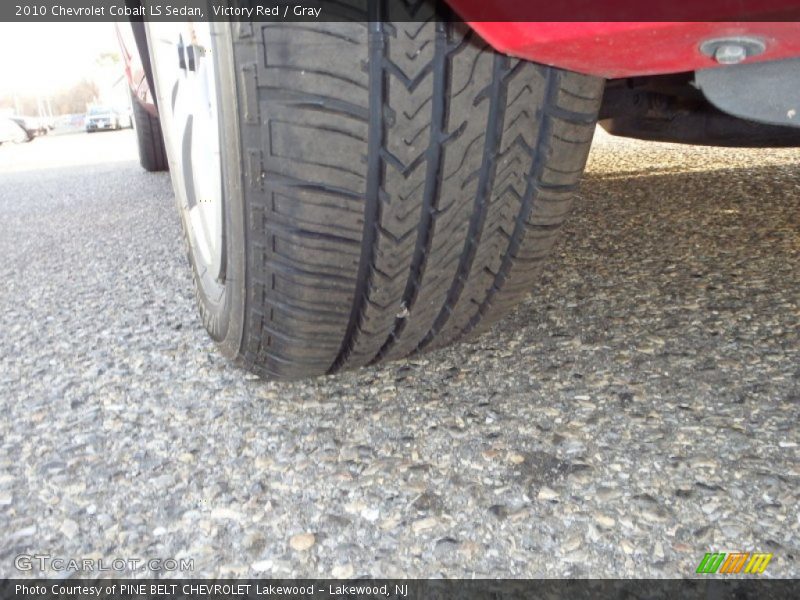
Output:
[{"xmin": 149, "ymin": 23, "xmax": 223, "ymax": 281}]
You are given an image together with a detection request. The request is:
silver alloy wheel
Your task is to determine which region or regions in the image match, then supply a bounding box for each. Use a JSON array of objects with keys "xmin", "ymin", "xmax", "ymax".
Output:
[{"xmin": 147, "ymin": 22, "xmax": 224, "ymax": 282}]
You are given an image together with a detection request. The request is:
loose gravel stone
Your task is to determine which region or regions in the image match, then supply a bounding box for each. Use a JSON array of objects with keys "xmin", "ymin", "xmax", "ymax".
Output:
[
  {"xmin": 289, "ymin": 533, "xmax": 316, "ymax": 552},
  {"xmin": 537, "ymin": 487, "xmax": 559, "ymax": 501},
  {"xmin": 251, "ymin": 560, "xmax": 272, "ymax": 573},
  {"xmin": 331, "ymin": 563, "xmax": 354, "ymax": 578},
  {"xmin": 59, "ymin": 519, "xmax": 79, "ymax": 539},
  {"xmin": 411, "ymin": 518, "xmax": 438, "ymax": 535},
  {"xmin": 594, "ymin": 514, "xmax": 616, "ymax": 529}
]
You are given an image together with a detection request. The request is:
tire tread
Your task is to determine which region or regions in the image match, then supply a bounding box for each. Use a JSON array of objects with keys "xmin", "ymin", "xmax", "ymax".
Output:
[
  {"xmin": 131, "ymin": 90, "xmax": 168, "ymax": 172},
  {"xmin": 232, "ymin": 10, "xmax": 603, "ymax": 379}
]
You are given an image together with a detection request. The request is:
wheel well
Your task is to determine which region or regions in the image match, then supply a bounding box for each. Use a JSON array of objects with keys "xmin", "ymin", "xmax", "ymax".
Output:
[{"xmin": 599, "ymin": 72, "xmax": 800, "ymax": 147}]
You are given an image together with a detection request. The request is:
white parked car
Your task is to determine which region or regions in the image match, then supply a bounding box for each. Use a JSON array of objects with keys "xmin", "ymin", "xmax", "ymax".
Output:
[
  {"xmin": 0, "ymin": 117, "xmax": 33, "ymax": 144},
  {"xmin": 85, "ymin": 106, "xmax": 128, "ymax": 132}
]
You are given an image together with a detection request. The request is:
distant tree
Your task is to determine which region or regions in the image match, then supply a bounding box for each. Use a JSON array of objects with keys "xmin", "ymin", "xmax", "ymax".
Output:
[
  {"xmin": 52, "ymin": 79, "xmax": 100, "ymax": 114},
  {"xmin": 0, "ymin": 79, "xmax": 100, "ymax": 116},
  {"xmin": 0, "ymin": 94, "xmax": 38, "ymax": 115}
]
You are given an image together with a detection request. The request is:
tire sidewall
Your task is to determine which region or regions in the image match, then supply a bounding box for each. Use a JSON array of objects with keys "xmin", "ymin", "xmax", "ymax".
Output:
[{"xmin": 198, "ymin": 22, "xmax": 246, "ymax": 358}]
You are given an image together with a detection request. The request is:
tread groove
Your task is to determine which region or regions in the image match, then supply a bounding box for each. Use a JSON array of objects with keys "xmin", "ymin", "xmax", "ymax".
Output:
[
  {"xmin": 456, "ymin": 69, "xmax": 559, "ymax": 341},
  {"xmin": 327, "ymin": 10, "xmax": 386, "ymax": 374},
  {"xmin": 371, "ymin": 19, "xmax": 448, "ymax": 363},
  {"xmin": 416, "ymin": 52, "xmax": 510, "ymax": 351}
]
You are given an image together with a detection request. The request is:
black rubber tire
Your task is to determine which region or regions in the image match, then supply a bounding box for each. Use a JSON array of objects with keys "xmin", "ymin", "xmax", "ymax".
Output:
[
  {"xmin": 184, "ymin": 11, "xmax": 603, "ymax": 380},
  {"xmin": 131, "ymin": 90, "xmax": 168, "ymax": 172}
]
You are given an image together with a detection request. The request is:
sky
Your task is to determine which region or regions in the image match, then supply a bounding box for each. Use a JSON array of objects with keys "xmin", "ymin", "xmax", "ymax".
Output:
[{"xmin": 0, "ymin": 23, "xmax": 120, "ymax": 96}]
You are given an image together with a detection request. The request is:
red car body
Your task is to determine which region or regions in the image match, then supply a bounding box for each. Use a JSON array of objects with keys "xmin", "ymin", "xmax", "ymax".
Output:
[
  {"xmin": 448, "ymin": 0, "xmax": 800, "ymax": 77},
  {"xmin": 461, "ymin": 21, "xmax": 800, "ymax": 78}
]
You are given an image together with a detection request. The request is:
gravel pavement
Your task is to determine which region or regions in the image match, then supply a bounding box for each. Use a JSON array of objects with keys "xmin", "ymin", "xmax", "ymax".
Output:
[{"xmin": 1, "ymin": 129, "xmax": 798, "ymax": 578}]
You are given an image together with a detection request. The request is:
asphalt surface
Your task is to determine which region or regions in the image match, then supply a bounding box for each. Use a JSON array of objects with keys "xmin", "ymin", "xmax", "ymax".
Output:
[{"xmin": 1, "ymin": 129, "xmax": 798, "ymax": 579}]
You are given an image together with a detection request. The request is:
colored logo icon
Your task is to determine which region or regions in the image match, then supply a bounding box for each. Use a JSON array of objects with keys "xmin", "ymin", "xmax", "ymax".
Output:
[{"xmin": 696, "ymin": 552, "xmax": 773, "ymax": 574}]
